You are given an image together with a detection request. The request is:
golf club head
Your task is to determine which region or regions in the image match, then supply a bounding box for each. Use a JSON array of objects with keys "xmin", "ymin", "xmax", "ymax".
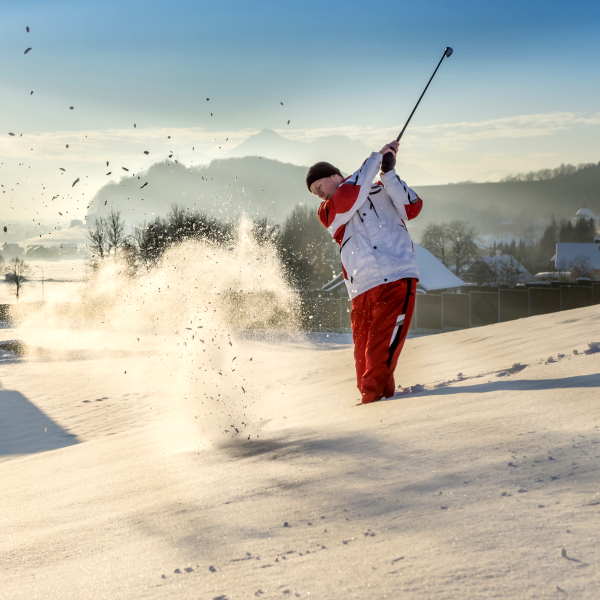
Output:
[{"xmin": 444, "ymin": 46, "xmax": 454, "ymax": 57}]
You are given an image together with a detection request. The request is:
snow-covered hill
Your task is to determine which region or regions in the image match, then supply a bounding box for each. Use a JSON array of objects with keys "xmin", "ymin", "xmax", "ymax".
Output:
[{"xmin": 1, "ymin": 298, "xmax": 599, "ymax": 598}]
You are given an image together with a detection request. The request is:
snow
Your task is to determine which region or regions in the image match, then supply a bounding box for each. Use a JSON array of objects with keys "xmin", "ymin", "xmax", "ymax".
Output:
[
  {"xmin": 1, "ymin": 230, "xmax": 600, "ymax": 598},
  {"xmin": 322, "ymin": 244, "xmax": 464, "ymax": 293},
  {"xmin": 0, "ymin": 259, "xmax": 88, "ymax": 304},
  {"xmin": 480, "ymin": 253, "xmax": 532, "ymax": 282},
  {"xmin": 414, "ymin": 244, "xmax": 464, "ymax": 291},
  {"xmin": 554, "ymin": 242, "xmax": 600, "ymax": 271}
]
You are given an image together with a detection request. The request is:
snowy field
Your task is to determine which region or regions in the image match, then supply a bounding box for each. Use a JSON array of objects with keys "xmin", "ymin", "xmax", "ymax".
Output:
[
  {"xmin": 0, "ymin": 259, "xmax": 88, "ymax": 304},
  {"xmin": 1, "ymin": 238, "xmax": 600, "ymax": 599}
]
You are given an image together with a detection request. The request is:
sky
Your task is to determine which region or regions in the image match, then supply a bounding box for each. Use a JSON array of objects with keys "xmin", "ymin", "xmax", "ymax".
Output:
[{"xmin": 1, "ymin": 0, "xmax": 599, "ymax": 224}]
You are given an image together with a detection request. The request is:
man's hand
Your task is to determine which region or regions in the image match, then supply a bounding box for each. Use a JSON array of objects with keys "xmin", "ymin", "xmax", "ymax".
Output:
[{"xmin": 379, "ymin": 140, "xmax": 399, "ymax": 173}]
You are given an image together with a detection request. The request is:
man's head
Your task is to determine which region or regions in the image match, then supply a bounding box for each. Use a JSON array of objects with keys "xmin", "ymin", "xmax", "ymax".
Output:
[{"xmin": 306, "ymin": 161, "xmax": 343, "ymax": 201}]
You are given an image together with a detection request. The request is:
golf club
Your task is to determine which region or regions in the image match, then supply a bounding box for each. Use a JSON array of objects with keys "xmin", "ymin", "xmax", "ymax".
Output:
[{"xmin": 396, "ymin": 46, "xmax": 454, "ymax": 142}]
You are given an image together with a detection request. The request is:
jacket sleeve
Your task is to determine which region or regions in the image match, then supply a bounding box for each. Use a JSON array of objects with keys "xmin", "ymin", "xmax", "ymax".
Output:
[
  {"xmin": 317, "ymin": 152, "xmax": 382, "ymax": 239},
  {"xmin": 380, "ymin": 170, "xmax": 423, "ymax": 220}
]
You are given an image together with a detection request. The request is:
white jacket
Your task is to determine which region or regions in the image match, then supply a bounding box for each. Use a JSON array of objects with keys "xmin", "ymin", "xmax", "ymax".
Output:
[{"xmin": 317, "ymin": 152, "xmax": 423, "ymax": 299}]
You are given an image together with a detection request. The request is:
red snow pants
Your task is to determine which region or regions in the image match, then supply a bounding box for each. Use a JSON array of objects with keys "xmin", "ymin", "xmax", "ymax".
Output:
[{"xmin": 350, "ymin": 278, "xmax": 417, "ymax": 403}]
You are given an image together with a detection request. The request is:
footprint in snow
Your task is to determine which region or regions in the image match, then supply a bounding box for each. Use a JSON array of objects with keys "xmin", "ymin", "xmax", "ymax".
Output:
[{"xmin": 497, "ymin": 363, "xmax": 528, "ymax": 376}]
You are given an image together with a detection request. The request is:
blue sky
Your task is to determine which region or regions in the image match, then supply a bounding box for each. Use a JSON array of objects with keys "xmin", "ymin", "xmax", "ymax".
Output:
[
  {"xmin": 2, "ymin": 0, "xmax": 599, "ymax": 130},
  {"xmin": 1, "ymin": 0, "xmax": 599, "ymax": 219}
]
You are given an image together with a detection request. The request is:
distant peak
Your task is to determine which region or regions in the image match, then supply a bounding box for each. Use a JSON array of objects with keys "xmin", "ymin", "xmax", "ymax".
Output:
[{"xmin": 254, "ymin": 128, "xmax": 284, "ymax": 139}]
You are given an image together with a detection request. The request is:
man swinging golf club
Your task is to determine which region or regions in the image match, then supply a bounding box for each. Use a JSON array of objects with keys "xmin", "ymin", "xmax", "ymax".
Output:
[
  {"xmin": 307, "ymin": 142, "xmax": 422, "ymax": 403},
  {"xmin": 306, "ymin": 46, "xmax": 452, "ymax": 404}
]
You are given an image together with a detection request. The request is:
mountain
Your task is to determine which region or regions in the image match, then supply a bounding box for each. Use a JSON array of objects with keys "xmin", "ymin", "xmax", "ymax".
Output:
[
  {"xmin": 86, "ymin": 157, "xmax": 314, "ymax": 227},
  {"xmin": 226, "ymin": 129, "xmax": 371, "ymax": 173},
  {"xmin": 85, "ymin": 156, "xmax": 600, "ymax": 240},
  {"xmin": 412, "ymin": 162, "xmax": 600, "ymax": 238}
]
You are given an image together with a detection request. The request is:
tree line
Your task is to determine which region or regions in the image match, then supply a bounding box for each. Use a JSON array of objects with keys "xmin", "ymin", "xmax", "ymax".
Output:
[
  {"xmin": 89, "ymin": 206, "xmax": 597, "ymax": 291},
  {"xmin": 87, "ymin": 204, "xmax": 339, "ymax": 290}
]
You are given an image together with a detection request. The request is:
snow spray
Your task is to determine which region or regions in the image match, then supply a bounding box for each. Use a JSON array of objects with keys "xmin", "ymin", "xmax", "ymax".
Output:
[{"xmin": 12, "ymin": 217, "xmax": 300, "ymax": 447}]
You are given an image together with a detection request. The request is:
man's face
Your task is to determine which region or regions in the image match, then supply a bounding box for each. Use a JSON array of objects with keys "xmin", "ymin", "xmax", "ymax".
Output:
[{"xmin": 309, "ymin": 175, "xmax": 341, "ymax": 201}]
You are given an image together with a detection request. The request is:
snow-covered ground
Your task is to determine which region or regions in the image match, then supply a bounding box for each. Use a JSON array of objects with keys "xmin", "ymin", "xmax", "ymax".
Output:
[
  {"xmin": 1, "ymin": 234, "xmax": 600, "ymax": 599},
  {"xmin": 0, "ymin": 259, "xmax": 87, "ymax": 304}
]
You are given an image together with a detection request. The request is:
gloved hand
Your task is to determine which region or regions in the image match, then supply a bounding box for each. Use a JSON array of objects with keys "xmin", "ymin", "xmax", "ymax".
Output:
[
  {"xmin": 379, "ymin": 140, "xmax": 399, "ymax": 173},
  {"xmin": 381, "ymin": 151, "xmax": 396, "ymax": 173}
]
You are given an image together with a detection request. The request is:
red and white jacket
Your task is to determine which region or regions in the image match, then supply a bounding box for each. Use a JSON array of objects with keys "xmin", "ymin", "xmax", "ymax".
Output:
[{"xmin": 317, "ymin": 151, "xmax": 423, "ymax": 299}]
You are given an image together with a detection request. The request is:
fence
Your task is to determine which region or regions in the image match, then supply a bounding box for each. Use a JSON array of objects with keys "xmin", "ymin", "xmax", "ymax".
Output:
[
  {"xmin": 298, "ymin": 282, "xmax": 600, "ymax": 332},
  {"xmin": 1, "ymin": 282, "xmax": 598, "ymax": 333}
]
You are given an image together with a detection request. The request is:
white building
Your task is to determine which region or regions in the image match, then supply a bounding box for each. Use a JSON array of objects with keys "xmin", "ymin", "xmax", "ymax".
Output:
[
  {"xmin": 477, "ymin": 254, "xmax": 532, "ymax": 286},
  {"xmin": 553, "ymin": 241, "xmax": 600, "ymax": 279}
]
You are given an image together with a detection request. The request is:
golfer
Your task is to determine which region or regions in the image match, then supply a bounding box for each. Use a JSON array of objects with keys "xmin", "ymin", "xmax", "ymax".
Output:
[{"xmin": 307, "ymin": 141, "xmax": 423, "ymax": 403}]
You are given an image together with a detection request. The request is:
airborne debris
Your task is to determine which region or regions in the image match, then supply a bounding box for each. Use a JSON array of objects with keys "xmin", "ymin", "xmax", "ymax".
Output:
[
  {"xmin": 24, "ymin": 47, "xmax": 32, "ymax": 55},
  {"xmin": 122, "ymin": 167, "xmax": 129, "ymax": 171},
  {"xmin": 72, "ymin": 178, "xmax": 80, "ymax": 187},
  {"xmin": 140, "ymin": 182, "xmax": 148, "ymax": 189},
  {"xmin": 143, "ymin": 150, "xmax": 149, "ymax": 155},
  {"xmin": 26, "ymin": 26, "xmax": 30, "ymax": 33}
]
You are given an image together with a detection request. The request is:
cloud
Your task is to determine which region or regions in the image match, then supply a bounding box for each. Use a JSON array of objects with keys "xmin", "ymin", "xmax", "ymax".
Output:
[
  {"xmin": 277, "ymin": 111, "xmax": 600, "ymax": 148},
  {"xmin": 0, "ymin": 126, "xmax": 257, "ymax": 165},
  {"xmin": 2, "ymin": 110, "xmax": 598, "ymax": 166}
]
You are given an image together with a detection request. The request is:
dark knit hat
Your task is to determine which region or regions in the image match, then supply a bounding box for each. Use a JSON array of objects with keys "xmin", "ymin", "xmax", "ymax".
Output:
[{"xmin": 306, "ymin": 161, "xmax": 342, "ymax": 191}]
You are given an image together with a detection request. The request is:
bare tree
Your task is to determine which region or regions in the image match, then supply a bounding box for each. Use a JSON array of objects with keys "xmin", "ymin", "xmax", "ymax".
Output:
[
  {"xmin": 495, "ymin": 256, "xmax": 525, "ymax": 286},
  {"xmin": 421, "ymin": 223, "xmax": 450, "ymax": 265},
  {"xmin": 88, "ymin": 217, "xmax": 107, "ymax": 266},
  {"xmin": 446, "ymin": 221, "xmax": 479, "ymax": 275},
  {"xmin": 421, "ymin": 220, "xmax": 479, "ymax": 275},
  {"xmin": 106, "ymin": 210, "xmax": 126, "ymax": 256},
  {"xmin": 6, "ymin": 257, "xmax": 28, "ymax": 300},
  {"xmin": 570, "ymin": 257, "xmax": 593, "ymax": 280}
]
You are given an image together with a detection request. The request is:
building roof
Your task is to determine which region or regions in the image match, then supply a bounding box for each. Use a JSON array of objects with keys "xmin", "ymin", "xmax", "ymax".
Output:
[
  {"xmin": 479, "ymin": 254, "xmax": 532, "ymax": 281},
  {"xmin": 21, "ymin": 225, "xmax": 88, "ymax": 248},
  {"xmin": 554, "ymin": 243, "xmax": 600, "ymax": 270},
  {"xmin": 321, "ymin": 244, "xmax": 464, "ymax": 292},
  {"xmin": 415, "ymin": 245, "xmax": 464, "ymax": 290}
]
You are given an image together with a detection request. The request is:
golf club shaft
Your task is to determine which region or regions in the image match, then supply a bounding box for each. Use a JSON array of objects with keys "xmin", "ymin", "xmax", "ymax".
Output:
[{"xmin": 396, "ymin": 47, "xmax": 453, "ymax": 142}]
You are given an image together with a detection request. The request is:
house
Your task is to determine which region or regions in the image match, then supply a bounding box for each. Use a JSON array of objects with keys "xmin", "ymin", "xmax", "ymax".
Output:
[
  {"xmin": 21, "ymin": 223, "xmax": 89, "ymax": 258},
  {"xmin": 321, "ymin": 244, "xmax": 464, "ymax": 294},
  {"xmin": 553, "ymin": 242, "xmax": 600, "ymax": 280},
  {"xmin": 466, "ymin": 254, "xmax": 532, "ymax": 286}
]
